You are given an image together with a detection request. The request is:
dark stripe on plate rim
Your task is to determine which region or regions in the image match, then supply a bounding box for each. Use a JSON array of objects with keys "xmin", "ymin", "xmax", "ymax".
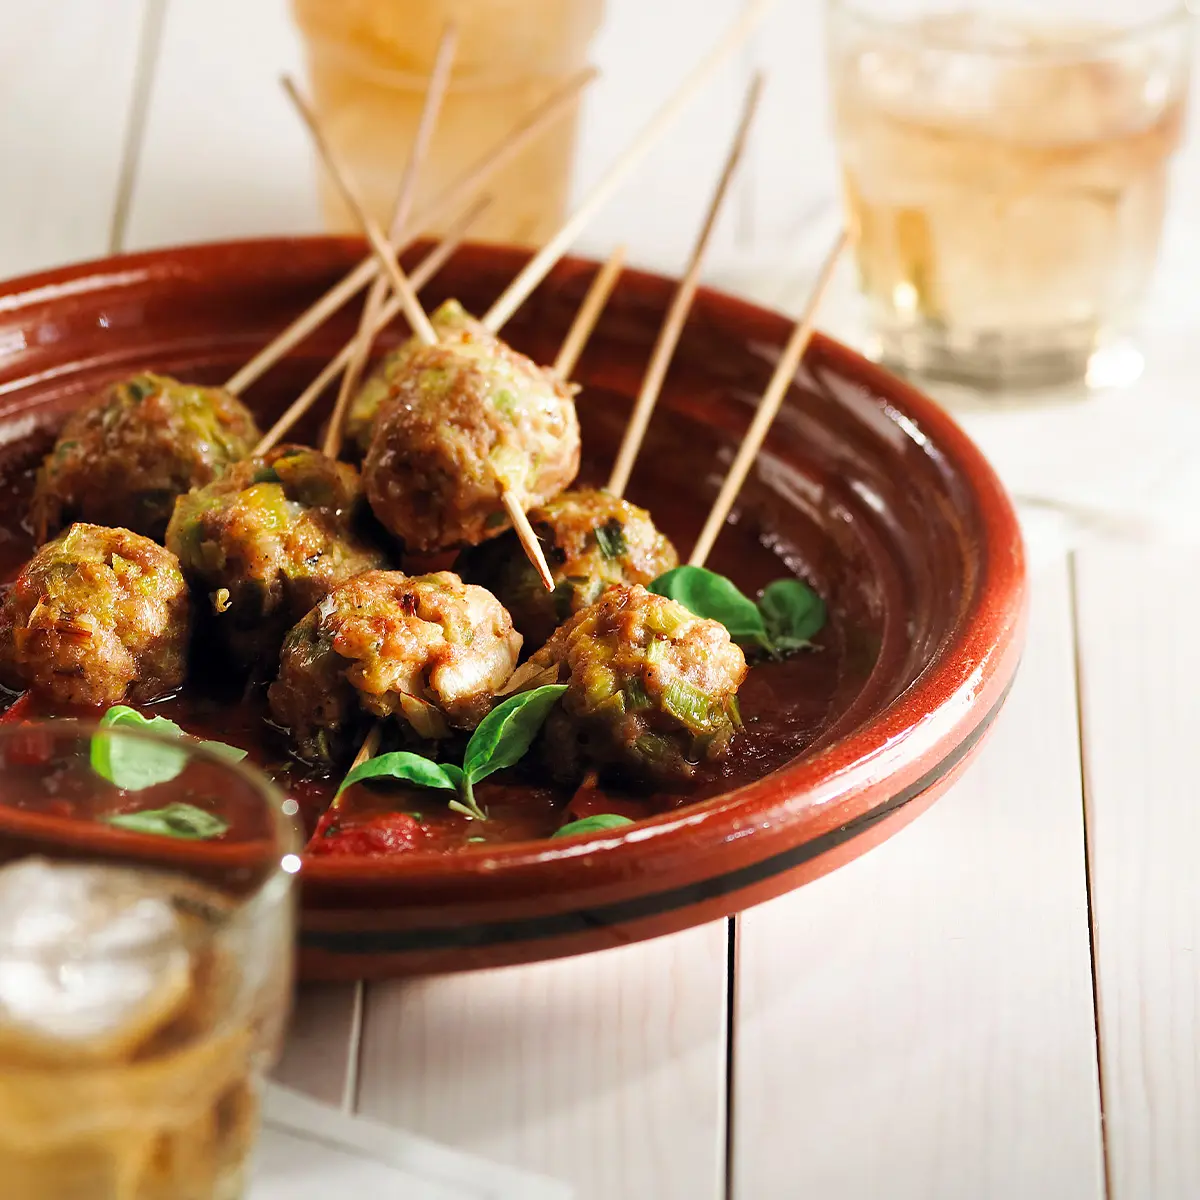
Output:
[{"xmin": 302, "ymin": 679, "xmax": 1013, "ymax": 955}]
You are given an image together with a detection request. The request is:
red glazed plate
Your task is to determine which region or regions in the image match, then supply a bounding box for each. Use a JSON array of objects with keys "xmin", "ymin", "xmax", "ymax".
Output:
[{"xmin": 0, "ymin": 239, "xmax": 1026, "ymax": 978}]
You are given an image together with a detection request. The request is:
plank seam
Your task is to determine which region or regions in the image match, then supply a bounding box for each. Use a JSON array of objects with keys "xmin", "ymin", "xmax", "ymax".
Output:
[
  {"xmin": 107, "ymin": 0, "xmax": 169, "ymax": 254},
  {"xmin": 1069, "ymin": 550, "xmax": 1115, "ymax": 1200},
  {"xmin": 343, "ymin": 980, "xmax": 365, "ymax": 1114},
  {"xmin": 723, "ymin": 916, "xmax": 738, "ymax": 1200}
]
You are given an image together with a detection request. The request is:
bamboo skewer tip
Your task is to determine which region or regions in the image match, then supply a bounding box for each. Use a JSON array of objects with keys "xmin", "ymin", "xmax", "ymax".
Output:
[{"xmin": 502, "ymin": 492, "xmax": 555, "ymax": 591}]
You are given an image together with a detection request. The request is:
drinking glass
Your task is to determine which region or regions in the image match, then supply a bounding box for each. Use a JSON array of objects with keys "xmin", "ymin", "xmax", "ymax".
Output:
[
  {"xmin": 0, "ymin": 721, "xmax": 302, "ymax": 1200},
  {"xmin": 291, "ymin": 0, "xmax": 607, "ymax": 246},
  {"xmin": 828, "ymin": 0, "xmax": 1193, "ymax": 389}
]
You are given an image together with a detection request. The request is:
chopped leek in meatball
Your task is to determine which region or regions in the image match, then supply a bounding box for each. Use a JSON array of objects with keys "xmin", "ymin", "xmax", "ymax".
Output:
[
  {"xmin": 525, "ymin": 584, "xmax": 747, "ymax": 785},
  {"xmin": 0, "ymin": 524, "xmax": 190, "ymax": 709},
  {"xmin": 362, "ymin": 333, "xmax": 580, "ymax": 552},
  {"xmin": 345, "ymin": 299, "xmax": 492, "ymax": 457},
  {"xmin": 457, "ymin": 488, "xmax": 679, "ymax": 647},
  {"xmin": 165, "ymin": 445, "xmax": 388, "ymax": 669},
  {"xmin": 268, "ymin": 570, "xmax": 522, "ymax": 763},
  {"xmin": 31, "ymin": 372, "xmax": 260, "ymax": 544}
]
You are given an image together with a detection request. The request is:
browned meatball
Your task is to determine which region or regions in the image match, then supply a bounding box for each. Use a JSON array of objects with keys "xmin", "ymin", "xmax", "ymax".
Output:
[
  {"xmin": 165, "ymin": 445, "xmax": 388, "ymax": 670},
  {"xmin": 30, "ymin": 373, "xmax": 260, "ymax": 544},
  {"xmin": 0, "ymin": 524, "xmax": 191, "ymax": 709},
  {"xmin": 362, "ymin": 335, "xmax": 580, "ymax": 552},
  {"xmin": 345, "ymin": 299, "xmax": 492, "ymax": 457},
  {"xmin": 525, "ymin": 584, "xmax": 747, "ymax": 785},
  {"xmin": 268, "ymin": 571, "xmax": 522, "ymax": 763},
  {"xmin": 457, "ymin": 489, "xmax": 679, "ymax": 646}
]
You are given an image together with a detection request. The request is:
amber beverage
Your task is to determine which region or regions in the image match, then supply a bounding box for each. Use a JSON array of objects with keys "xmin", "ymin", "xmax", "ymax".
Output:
[
  {"xmin": 291, "ymin": 0, "xmax": 606, "ymax": 246},
  {"xmin": 0, "ymin": 724, "xmax": 299, "ymax": 1200},
  {"xmin": 828, "ymin": 1, "xmax": 1192, "ymax": 389}
]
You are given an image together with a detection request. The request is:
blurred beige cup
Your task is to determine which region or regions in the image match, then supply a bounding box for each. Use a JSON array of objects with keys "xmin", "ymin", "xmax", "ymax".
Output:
[{"xmin": 291, "ymin": 0, "xmax": 607, "ymax": 246}]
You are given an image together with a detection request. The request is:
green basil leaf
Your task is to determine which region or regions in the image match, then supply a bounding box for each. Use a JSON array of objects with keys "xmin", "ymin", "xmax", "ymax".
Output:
[
  {"xmin": 593, "ymin": 517, "xmax": 627, "ymax": 559},
  {"xmin": 93, "ymin": 707, "xmax": 188, "ymax": 790},
  {"xmin": 552, "ymin": 814, "xmax": 635, "ymax": 838},
  {"xmin": 648, "ymin": 566, "xmax": 767, "ymax": 644},
  {"xmin": 104, "ymin": 802, "xmax": 229, "ymax": 841},
  {"xmin": 91, "ymin": 706, "xmax": 247, "ymax": 791},
  {"xmin": 462, "ymin": 684, "xmax": 567, "ymax": 785},
  {"xmin": 338, "ymin": 752, "xmax": 462, "ymax": 797},
  {"xmin": 757, "ymin": 578, "xmax": 826, "ymax": 648}
]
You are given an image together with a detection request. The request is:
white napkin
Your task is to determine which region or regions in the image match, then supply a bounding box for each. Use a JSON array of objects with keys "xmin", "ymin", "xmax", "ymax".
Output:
[{"xmin": 251, "ymin": 1084, "xmax": 573, "ymax": 1200}]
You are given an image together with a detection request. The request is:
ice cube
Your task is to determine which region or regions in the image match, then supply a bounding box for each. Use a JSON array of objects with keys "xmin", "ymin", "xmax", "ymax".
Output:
[{"xmin": 0, "ymin": 858, "xmax": 193, "ymax": 1062}]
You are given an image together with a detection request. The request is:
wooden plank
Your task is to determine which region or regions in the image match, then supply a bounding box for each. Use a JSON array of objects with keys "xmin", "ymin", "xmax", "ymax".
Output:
[
  {"xmin": 356, "ymin": 923, "xmax": 730, "ymax": 1200},
  {"xmin": 121, "ymin": 0, "xmax": 320, "ymax": 250},
  {"xmin": 273, "ymin": 984, "xmax": 362, "ymax": 1111},
  {"xmin": 731, "ymin": 559, "xmax": 1106, "ymax": 1200},
  {"xmin": 1075, "ymin": 546, "xmax": 1200, "ymax": 1200},
  {"xmin": 0, "ymin": 0, "xmax": 148, "ymax": 275}
]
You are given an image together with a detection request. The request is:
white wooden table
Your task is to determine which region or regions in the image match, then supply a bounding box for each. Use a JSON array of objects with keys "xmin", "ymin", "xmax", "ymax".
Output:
[{"xmin": 3, "ymin": 3, "xmax": 1199, "ymax": 1196}]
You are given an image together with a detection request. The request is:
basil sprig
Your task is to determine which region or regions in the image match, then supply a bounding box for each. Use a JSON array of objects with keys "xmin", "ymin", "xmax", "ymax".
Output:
[
  {"xmin": 104, "ymin": 802, "xmax": 230, "ymax": 841},
  {"xmin": 338, "ymin": 685, "xmax": 567, "ymax": 821},
  {"xmin": 648, "ymin": 566, "xmax": 825, "ymax": 658},
  {"xmin": 91, "ymin": 706, "xmax": 247, "ymax": 792},
  {"xmin": 552, "ymin": 813, "xmax": 634, "ymax": 838}
]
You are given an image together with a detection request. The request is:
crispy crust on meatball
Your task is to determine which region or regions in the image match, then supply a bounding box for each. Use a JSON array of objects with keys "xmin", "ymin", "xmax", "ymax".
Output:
[
  {"xmin": 268, "ymin": 570, "xmax": 522, "ymax": 763},
  {"xmin": 165, "ymin": 445, "xmax": 388, "ymax": 669},
  {"xmin": 0, "ymin": 523, "xmax": 191, "ymax": 709},
  {"xmin": 526, "ymin": 584, "xmax": 747, "ymax": 785},
  {"xmin": 457, "ymin": 489, "xmax": 678, "ymax": 647},
  {"xmin": 345, "ymin": 300, "xmax": 491, "ymax": 457},
  {"xmin": 31, "ymin": 373, "xmax": 260, "ymax": 544},
  {"xmin": 362, "ymin": 335, "xmax": 580, "ymax": 552}
]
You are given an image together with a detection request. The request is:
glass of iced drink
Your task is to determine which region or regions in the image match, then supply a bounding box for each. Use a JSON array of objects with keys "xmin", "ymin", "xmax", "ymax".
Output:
[
  {"xmin": 291, "ymin": 0, "xmax": 606, "ymax": 246},
  {"xmin": 0, "ymin": 720, "xmax": 302, "ymax": 1200},
  {"xmin": 828, "ymin": 0, "xmax": 1192, "ymax": 389}
]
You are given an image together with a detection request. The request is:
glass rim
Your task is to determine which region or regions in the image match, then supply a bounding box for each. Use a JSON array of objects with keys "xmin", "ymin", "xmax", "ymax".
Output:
[
  {"xmin": 827, "ymin": 0, "xmax": 1194, "ymax": 55},
  {"xmin": 0, "ymin": 719, "xmax": 302, "ymax": 962}
]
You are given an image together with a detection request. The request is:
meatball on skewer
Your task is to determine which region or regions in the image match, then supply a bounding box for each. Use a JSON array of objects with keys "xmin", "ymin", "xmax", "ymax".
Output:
[
  {"xmin": 285, "ymin": 81, "xmax": 562, "ymax": 590},
  {"xmin": 457, "ymin": 489, "xmax": 678, "ymax": 648},
  {"xmin": 165, "ymin": 445, "xmax": 388, "ymax": 671},
  {"xmin": 522, "ymin": 584, "xmax": 747, "ymax": 787},
  {"xmin": 268, "ymin": 571, "xmax": 521, "ymax": 764},
  {"xmin": 31, "ymin": 373, "xmax": 260, "ymax": 544},
  {"xmin": 0, "ymin": 524, "xmax": 191, "ymax": 709}
]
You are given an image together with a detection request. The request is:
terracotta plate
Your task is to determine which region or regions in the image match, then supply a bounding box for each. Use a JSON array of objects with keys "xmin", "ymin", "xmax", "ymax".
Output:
[{"xmin": 0, "ymin": 239, "xmax": 1026, "ymax": 977}]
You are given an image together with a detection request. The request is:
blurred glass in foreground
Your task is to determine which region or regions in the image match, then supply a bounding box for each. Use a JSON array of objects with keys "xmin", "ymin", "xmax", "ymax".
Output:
[
  {"xmin": 0, "ymin": 722, "xmax": 300, "ymax": 1200},
  {"xmin": 828, "ymin": 0, "xmax": 1193, "ymax": 389},
  {"xmin": 291, "ymin": 0, "xmax": 606, "ymax": 246}
]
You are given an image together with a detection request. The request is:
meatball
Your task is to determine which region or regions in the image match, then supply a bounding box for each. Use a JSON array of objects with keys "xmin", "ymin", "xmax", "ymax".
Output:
[
  {"xmin": 31, "ymin": 372, "xmax": 261, "ymax": 544},
  {"xmin": 362, "ymin": 334, "xmax": 580, "ymax": 552},
  {"xmin": 525, "ymin": 584, "xmax": 747, "ymax": 785},
  {"xmin": 0, "ymin": 524, "xmax": 190, "ymax": 709},
  {"xmin": 268, "ymin": 571, "xmax": 522, "ymax": 763},
  {"xmin": 457, "ymin": 489, "xmax": 679, "ymax": 647},
  {"xmin": 345, "ymin": 299, "xmax": 492, "ymax": 457},
  {"xmin": 165, "ymin": 445, "xmax": 388, "ymax": 669}
]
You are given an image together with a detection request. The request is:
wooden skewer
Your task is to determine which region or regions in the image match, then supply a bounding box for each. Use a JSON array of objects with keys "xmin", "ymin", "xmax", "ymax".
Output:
[
  {"xmin": 689, "ymin": 229, "xmax": 848, "ymax": 569},
  {"xmin": 350, "ymin": 723, "xmax": 382, "ymax": 771},
  {"xmin": 253, "ymin": 197, "xmax": 490, "ymax": 458},
  {"xmin": 552, "ymin": 245, "xmax": 626, "ymax": 380},
  {"xmin": 607, "ymin": 75, "xmax": 764, "ymax": 499},
  {"xmin": 323, "ymin": 25, "xmax": 458, "ymax": 460},
  {"xmin": 502, "ymin": 492, "xmax": 555, "ymax": 591},
  {"xmin": 481, "ymin": 0, "xmax": 774, "ymax": 336},
  {"xmin": 283, "ymin": 76, "xmax": 437, "ymax": 348},
  {"xmin": 224, "ymin": 69, "xmax": 597, "ymax": 396}
]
